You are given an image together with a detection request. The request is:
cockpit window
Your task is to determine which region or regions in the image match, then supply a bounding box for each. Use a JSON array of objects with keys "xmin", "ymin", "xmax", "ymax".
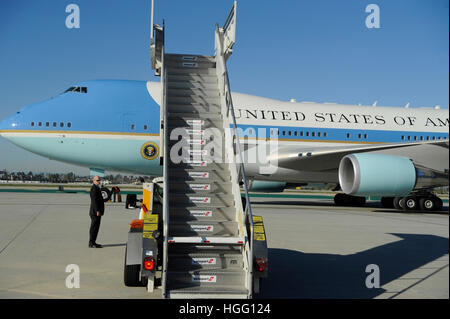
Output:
[{"xmin": 64, "ymin": 86, "xmax": 88, "ymax": 93}]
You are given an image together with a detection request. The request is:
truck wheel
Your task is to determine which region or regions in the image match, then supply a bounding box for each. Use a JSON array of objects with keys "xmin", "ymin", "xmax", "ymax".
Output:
[
  {"xmin": 124, "ymin": 246, "xmax": 141, "ymax": 287},
  {"xmin": 100, "ymin": 187, "xmax": 112, "ymax": 202}
]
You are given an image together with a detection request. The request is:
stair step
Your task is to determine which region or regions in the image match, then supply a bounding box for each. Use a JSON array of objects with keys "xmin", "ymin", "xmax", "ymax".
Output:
[
  {"xmin": 169, "ymin": 206, "xmax": 235, "ymax": 222},
  {"xmin": 169, "ymin": 169, "xmax": 230, "ymax": 182},
  {"xmin": 168, "ymin": 249, "xmax": 243, "ymax": 271},
  {"xmin": 168, "ymin": 81, "xmax": 218, "ymax": 90},
  {"xmin": 167, "ymin": 286, "xmax": 249, "ymax": 299},
  {"xmin": 166, "ymin": 270, "xmax": 246, "ymax": 293},
  {"xmin": 168, "ymin": 116, "xmax": 223, "ymax": 129},
  {"xmin": 165, "ymin": 60, "xmax": 216, "ymax": 70},
  {"xmin": 168, "ymin": 102, "xmax": 220, "ymax": 113},
  {"xmin": 167, "ymin": 88, "xmax": 219, "ymax": 98},
  {"xmin": 167, "ymin": 96, "xmax": 220, "ymax": 106},
  {"xmin": 167, "ymin": 73, "xmax": 218, "ymax": 84},
  {"xmin": 167, "ymin": 66, "xmax": 216, "ymax": 76},
  {"xmin": 168, "ymin": 112, "xmax": 222, "ymax": 120},
  {"xmin": 168, "ymin": 161, "xmax": 228, "ymax": 171},
  {"xmin": 165, "ymin": 54, "xmax": 215, "ymax": 63},
  {"xmin": 169, "ymin": 221, "xmax": 239, "ymax": 237},
  {"xmin": 169, "ymin": 180, "xmax": 232, "ymax": 193},
  {"xmin": 169, "ymin": 193, "xmax": 234, "ymax": 207}
]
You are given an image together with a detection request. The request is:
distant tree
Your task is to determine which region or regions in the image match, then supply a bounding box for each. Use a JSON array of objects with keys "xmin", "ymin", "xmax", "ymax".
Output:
[{"xmin": 65, "ymin": 172, "xmax": 75, "ymax": 182}]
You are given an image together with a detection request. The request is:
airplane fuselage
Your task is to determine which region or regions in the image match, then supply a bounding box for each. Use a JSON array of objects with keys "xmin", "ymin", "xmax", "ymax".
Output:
[{"xmin": 0, "ymin": 80, "xmax": 448, "ymax": 185}]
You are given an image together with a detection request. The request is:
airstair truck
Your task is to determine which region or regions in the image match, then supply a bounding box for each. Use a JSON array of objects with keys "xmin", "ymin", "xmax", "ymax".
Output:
[{"xmin": 123, "ymin": 2, "xmax": 268, "ymax": 298}]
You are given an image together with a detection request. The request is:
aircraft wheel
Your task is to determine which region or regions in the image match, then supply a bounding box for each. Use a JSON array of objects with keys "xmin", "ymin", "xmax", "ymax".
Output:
[
  {"xmin": 404, "ymin": 196, "xmax": 419, "ymax": 211},
  {"xmin": 419, "ymin": 197, "xmax": 435, "ymax": 211},
  {"xmin": 393, "ymin": 197, "xmax": 403, "ymax": 210},
  {"xmin": 398, "ymin": 197, "xmax": 406, "ymax": 210},
  {"xmin": 381, "ymin": 197, "xmax": 395, "ymax": 208},
  {"xmin": 334, "ymin": 193, "xmax": 346, "ymax": 206},
  {"xmin": 434, "ymin": 197, "xmax": 443, "ymax": 211}
]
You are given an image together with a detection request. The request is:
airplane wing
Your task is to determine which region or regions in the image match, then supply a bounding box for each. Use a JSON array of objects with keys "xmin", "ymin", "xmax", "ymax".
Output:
[{"xmin": 267, "ymin": 140, "xmax": 449, "ymax": 171}]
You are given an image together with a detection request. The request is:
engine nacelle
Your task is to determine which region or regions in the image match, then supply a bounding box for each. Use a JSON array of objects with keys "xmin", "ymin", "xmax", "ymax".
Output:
[
  {"xmin": 339, "ymin": 154, "xmax": 417, "ymax": 197},
  {"xmin": 248, "ymin": 180, "xmax": 287, "ymax": 192}
]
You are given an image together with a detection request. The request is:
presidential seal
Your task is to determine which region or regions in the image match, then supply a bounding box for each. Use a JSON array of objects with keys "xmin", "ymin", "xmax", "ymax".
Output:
[{"xmin": 140, "ymin": 142, "xmax": 159, "ymax": 160}]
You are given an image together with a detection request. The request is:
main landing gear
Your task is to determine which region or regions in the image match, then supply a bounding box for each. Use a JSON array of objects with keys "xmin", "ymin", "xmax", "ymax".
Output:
[
  {"xmin": 381, "ymin": 192, "xmax": 443, "ymax": 212},
  {"xmin": 334, "ymin": 193, "xmax": 366, "ymax": 206}
]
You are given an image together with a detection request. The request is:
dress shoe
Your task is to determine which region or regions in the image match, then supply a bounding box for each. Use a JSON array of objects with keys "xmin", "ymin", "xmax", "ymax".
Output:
[{"xmin": 89, "ymin": 243, "xmax": 103, "ymax": 248}]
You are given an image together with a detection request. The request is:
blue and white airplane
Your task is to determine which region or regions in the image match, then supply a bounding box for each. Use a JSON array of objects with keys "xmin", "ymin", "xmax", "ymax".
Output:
[{"xmin": 0, "ymin": 79, "xmax": 448, "ymax": 210}]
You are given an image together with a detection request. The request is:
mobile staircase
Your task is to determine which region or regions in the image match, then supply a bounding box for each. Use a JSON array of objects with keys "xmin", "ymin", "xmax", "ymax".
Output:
[{"xmin": 124, "ymin": 1, "xmax": 268, "ymax": 299}]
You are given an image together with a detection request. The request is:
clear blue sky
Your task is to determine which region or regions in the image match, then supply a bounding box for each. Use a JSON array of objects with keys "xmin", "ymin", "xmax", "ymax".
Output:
[{"xmin": 0, "ymin": 0, "xmax": 448, "ymax": 174}]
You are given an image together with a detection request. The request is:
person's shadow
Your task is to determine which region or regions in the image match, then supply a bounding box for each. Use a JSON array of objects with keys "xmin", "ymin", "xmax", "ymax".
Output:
[{"xmin": 256, "ymin": 233, "xmax": 448, "ymax": 298}]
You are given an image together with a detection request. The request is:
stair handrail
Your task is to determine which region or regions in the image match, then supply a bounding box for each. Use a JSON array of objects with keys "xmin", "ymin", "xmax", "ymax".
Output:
[
  {"xmin": 160, "ymin": 54, "xmax": 169, "ymax": 300},
  {"xmin": 215, "ymin": 11, "xmax": 254, "ymax": 297}
]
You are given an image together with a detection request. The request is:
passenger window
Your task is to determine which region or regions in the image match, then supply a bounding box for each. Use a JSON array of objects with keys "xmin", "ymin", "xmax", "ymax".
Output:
[
  {"xmin": 38, "ymin": 122, "xmax": 42, "ymax": 127},
  {"xmin": 53, "ymin": 122, "xmax": 57, "ymax": 127},
  {"xmin": 68, "ymin": 122, "xmax": 72, "ymax": 128},
  {"xmin": 60, "ymin": 122, "xmax": 64, "ymax": 128},
  {"xmin": 144, "ymin": 125, "xmax": 148, "ymax": 130},
  {"xmin": 131, "ymin": 124, "xmax": 135, "ymax": 130},
  {"xmin": 46, "ymin": 122, "xmax": 49, "ymax": 127},
  {"xmin": 31, "ymin": 122, "xmax": 35, "ymax": 127}
]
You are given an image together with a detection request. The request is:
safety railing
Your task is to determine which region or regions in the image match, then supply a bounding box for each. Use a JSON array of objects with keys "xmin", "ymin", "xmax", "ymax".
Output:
[
  {"xmin": 214, "ymin": 5, "xmax": 254, "ymax": 296},
  {"xmin": 161, "ymin": 65, "xmax": 169, "ymax": 298}
]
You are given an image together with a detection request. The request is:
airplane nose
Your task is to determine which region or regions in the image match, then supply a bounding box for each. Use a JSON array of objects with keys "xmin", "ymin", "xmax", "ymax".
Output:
[{"xmin": 0, "ymin": 113, "xmax": 19, "ymax": 136}]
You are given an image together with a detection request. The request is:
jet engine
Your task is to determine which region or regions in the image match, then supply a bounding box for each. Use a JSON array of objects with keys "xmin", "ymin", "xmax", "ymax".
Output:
[{"xmin": 338, "ymin": 153, "xmax": 447, "ymax": 197}]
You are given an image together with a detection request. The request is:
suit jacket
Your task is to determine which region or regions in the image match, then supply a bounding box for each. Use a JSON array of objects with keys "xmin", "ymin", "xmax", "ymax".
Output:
[{"xmin": 89, "ymin": 184, "xmax": 105, "ymax": 216}]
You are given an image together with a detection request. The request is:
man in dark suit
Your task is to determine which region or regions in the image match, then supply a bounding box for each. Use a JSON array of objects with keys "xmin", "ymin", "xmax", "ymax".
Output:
[{"xmin": 89, "ymin": 175, "xmax": 105, "ymax": 248}]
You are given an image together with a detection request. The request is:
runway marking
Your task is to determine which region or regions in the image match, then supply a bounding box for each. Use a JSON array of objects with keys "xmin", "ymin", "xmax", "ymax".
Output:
[{"xmin": 0, "ymin": 205, "xmax": 48, "ymax": 255}]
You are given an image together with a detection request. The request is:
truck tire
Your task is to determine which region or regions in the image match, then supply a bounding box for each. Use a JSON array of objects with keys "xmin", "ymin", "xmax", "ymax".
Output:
[
  {"xmin": 100, "ymin": 187, "xmax": 111, "ymax": 202},
  {"xmin": 124, "ymin": 246, "xmax": 141, "ymax": 287}
]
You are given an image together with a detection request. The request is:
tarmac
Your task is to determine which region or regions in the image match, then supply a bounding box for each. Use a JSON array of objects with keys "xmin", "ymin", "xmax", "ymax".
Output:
[{"xmin": 0, "ymin": 191, "xmax": 448, "ymax": 299}]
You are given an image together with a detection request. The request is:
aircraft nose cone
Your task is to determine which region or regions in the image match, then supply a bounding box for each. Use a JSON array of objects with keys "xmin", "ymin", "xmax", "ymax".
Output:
[{"xmin": 0, "ymin": 113, "xmax": 19, "ymax": 137}]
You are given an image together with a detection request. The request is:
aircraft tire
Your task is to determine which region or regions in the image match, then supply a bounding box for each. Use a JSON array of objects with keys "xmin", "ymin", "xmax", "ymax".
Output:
[
  {"xmin": 404, "ymin": 196, "xmax": 419, "ymax": 211},
  {"xmin": 381, "ymin": 197, "xmax": 395, "ymax": 208}
]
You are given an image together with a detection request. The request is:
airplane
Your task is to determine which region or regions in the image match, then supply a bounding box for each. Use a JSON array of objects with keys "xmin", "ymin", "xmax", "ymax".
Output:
[{"xmin": 0, "ymin": 79, "xmax": 448, "ymax": 212}]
